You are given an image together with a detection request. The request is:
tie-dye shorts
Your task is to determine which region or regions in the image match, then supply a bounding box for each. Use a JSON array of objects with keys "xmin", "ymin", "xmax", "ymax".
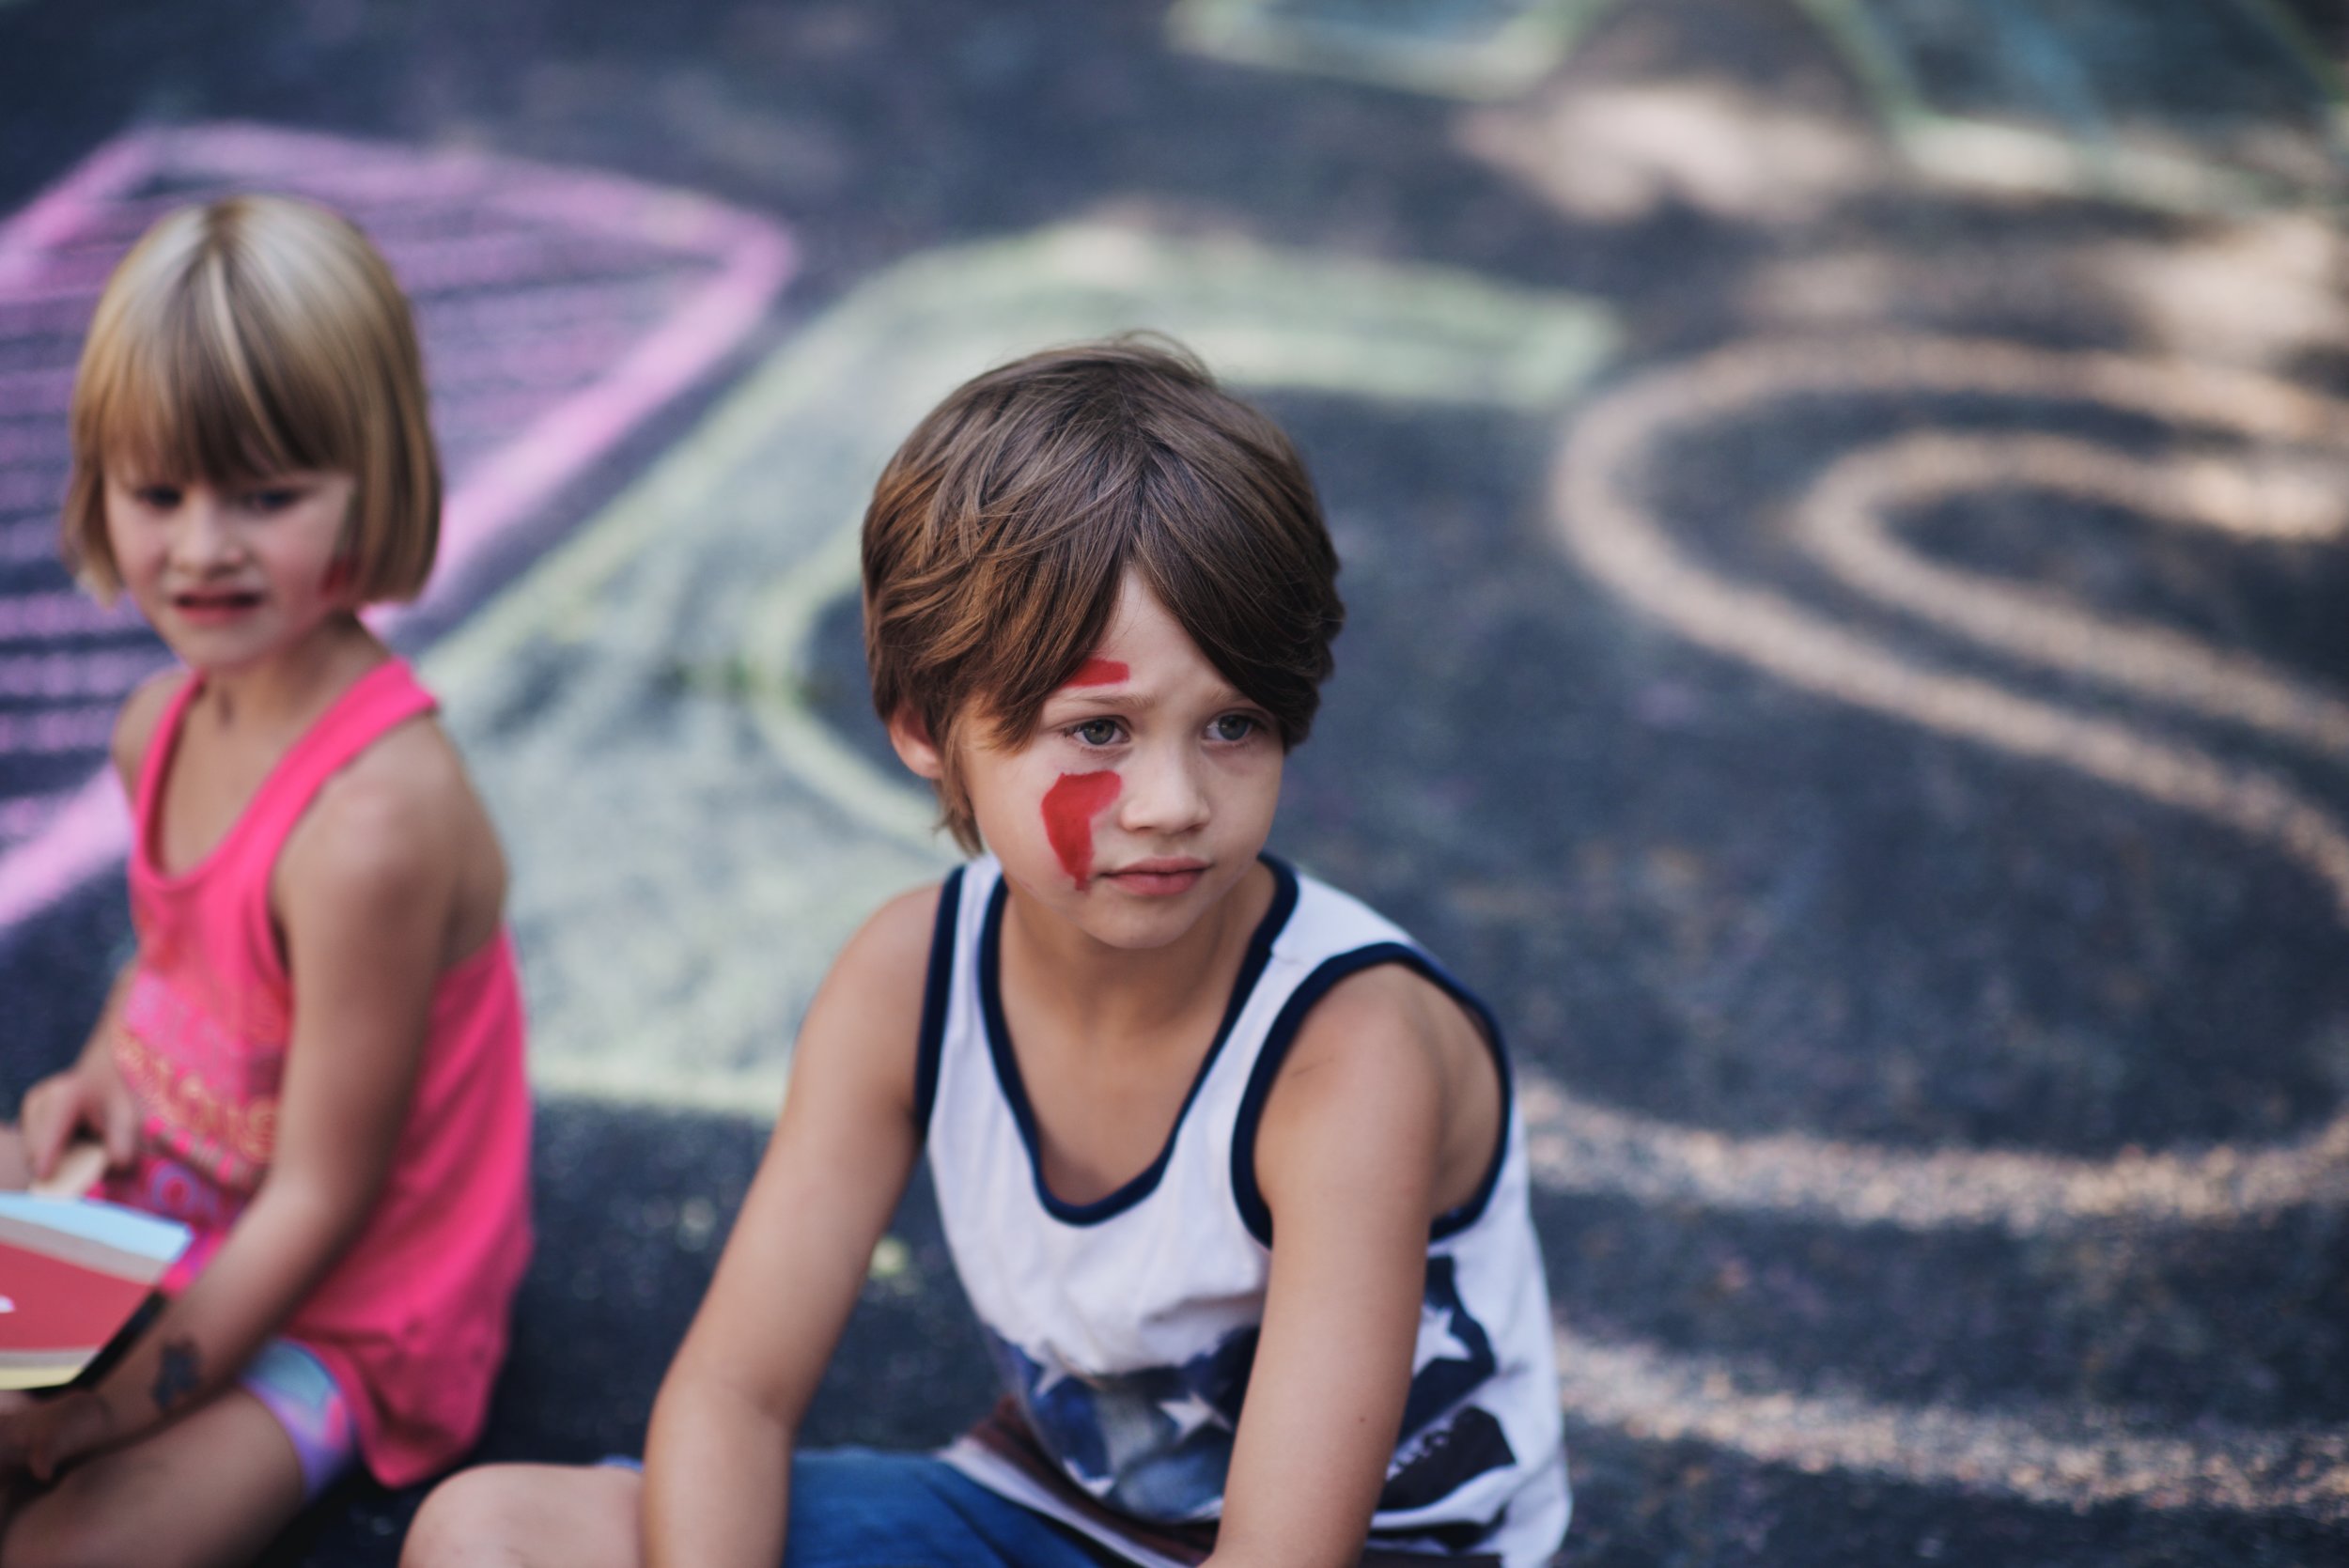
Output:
[{"xmin": 239, "ymin": 1339, "xmax": 357, "ymax": 1501}]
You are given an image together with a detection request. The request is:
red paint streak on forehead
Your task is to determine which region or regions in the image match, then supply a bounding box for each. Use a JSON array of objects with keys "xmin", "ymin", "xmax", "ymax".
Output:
[
  {"xmin": 1042, "ymin": 770, "xmax": 1120, "ymax": 888},
  {"xmin": 1065, "ymin": 658, "xmax": 1128, "ymax": 689}
]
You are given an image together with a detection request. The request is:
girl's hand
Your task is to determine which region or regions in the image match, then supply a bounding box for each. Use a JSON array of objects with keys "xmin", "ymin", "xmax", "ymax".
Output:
[
  {"xmin": 0, "ymin": 1389, "xmax": 39, "ymax": 1477},
  {"xmin": 0, "ymin": 1390, "xmax": 29, "ymax": 1472},
  {"xmin": 18, "ymin": 1055, "xmax": 139, "ymax": 1186},
  {"xmin": 0, "ymin": 1389, "xmax": 114, "ymax": 1482}
]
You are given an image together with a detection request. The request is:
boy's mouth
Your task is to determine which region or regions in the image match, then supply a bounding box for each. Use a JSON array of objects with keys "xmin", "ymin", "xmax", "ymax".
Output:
[{"xmin": 1099, "ymin": 857, "xmax": 1208, "ymax": 896}]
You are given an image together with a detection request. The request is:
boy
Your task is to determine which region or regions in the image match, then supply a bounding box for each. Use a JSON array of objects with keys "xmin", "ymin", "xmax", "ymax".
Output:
[{"xmin": 406, "ymin": 337, "xmax": 1568, "ymax": 1568}]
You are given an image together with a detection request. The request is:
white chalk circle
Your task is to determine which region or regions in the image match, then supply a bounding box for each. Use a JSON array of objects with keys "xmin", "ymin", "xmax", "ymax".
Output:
[{"xmin": 1548, "ymin": 334, "xmax": 2349, "ymax": 1234}]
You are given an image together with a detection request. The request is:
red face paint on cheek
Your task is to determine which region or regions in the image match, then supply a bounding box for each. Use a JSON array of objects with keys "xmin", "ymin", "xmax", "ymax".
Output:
[
  {"xmin": 1042, "ymin": 770, "xmax": 1120, "ymax": 888},
  {"xmin": 1066, "ymin": 658, "xmax": 1128, "ymax": 688}
]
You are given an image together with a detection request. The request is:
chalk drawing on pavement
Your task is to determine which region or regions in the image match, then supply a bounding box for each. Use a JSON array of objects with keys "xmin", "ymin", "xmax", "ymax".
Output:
[
  {"xmin": 1550, "ymin": 339, "xmax": 2349, "ymax": 1230},
  {"xmin": 0, "ymin": 121, "xmax": 794, "ymax": 938},
  {"xmin": 1192, "ymin": 0, "xmax": 2345, "ymax": 215},
  {"xmin": 1555, "ymin": 1320, "xmax": 2348, "ymax": 1518},
  {"xmin": 422, "ymin": 221, "xmax": 1618, "ymax": 1110},
  {"xmin": 1550, "ymin": 333, "xmax": 2349, "ymax": 1514},
  {"xmin": 1167, "ymin": 0, "xmax": 1620, "ymax": 101},
  {"xmin": 422, "ymin": 216, "xmax": 2347, "ymax": 1515},
  {"xmin": 1790, "ymin": 0, "xmax": 2347, "ymax": 211}
]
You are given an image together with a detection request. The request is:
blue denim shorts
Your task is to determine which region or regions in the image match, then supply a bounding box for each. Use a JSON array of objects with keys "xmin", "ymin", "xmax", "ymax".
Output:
[{"xmin": 602, "ymin": 1448, "xmax": 1114, "ymax": 1567}]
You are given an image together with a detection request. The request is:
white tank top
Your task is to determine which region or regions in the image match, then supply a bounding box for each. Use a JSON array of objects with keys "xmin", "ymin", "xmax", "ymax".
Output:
[{"xmin": 925, "ymin": 856, "xmax": 1570, "ymax": 1568}]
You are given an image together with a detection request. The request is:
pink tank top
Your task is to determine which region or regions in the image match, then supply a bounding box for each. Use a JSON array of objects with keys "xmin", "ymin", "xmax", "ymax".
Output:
[{"xmin": 105, "ymin": 658, "xmax": 534, "ymax": 1487}]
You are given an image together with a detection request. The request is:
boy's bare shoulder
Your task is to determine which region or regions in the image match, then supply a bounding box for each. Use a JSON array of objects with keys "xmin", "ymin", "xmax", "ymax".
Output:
[
  {"xmin": 1261, "ymin": 964, "xmax": 1493, "ymax": 1198},
  {"xmin": 1288, "ymin": 963, "xmax": 1486, "ymax": 1086},
  {"xmin": 790, "ymin": 881, "xmax": 950, "ymax": 1112},
  {"xmin": 1266, "ymin": 968, "xmax": 1456, "ymax": 1137},
  {"xmin": 827, "ymin": 880, "xmax": 948, "ymax": 996},
  {"xmin": 108, "ymin": 667, "xmax": 192, "ymax": 790}
]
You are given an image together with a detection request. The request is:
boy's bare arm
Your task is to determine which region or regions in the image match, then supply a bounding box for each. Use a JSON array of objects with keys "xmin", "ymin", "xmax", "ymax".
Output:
[
  {"xmin": 1210, "ymin": 972, "xmax": 1462, "ymax": 1568},
  {"xmin": 642, "ymin": 884, "xmax": 939, "ymax": 1568}
]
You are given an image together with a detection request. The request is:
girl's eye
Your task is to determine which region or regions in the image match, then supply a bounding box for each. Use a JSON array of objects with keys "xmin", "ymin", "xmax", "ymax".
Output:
[
  {"xmin": 243, "ymin": 487, "xmax": 301, "ymax": 513},
  {"xmin": 132, "ymin": 485, "xmax": 182, "ymax": 509},
  {"xmin": 1072, "ymin": 718, "xmax": 1124, "ymax": 747},
  {"xmin": 1210, "ymin": 714, "xmax": 1260, "ymax": 743}
]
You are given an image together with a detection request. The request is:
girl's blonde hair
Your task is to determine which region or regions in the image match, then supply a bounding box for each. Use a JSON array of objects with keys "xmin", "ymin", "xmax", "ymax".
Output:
[{"xmin": 63, "ymin": 194, "xmax": 441, "ymax": 603}]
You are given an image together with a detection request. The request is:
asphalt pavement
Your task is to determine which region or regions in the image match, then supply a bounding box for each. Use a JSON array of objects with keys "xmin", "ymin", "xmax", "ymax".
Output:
[{"xmin": 1, "ymin": 3, "xmax": 2344, "ymax": 1564}]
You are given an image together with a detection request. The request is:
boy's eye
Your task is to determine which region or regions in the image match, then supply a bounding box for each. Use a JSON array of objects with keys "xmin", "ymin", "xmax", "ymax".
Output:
[
  {"xmin": 1071, "ymin": 718, "xmax": 1124, "ymax": 747},
  {"xmin": 1210, "ymin": 714, "xmax": 1259, "ymax": 743}
]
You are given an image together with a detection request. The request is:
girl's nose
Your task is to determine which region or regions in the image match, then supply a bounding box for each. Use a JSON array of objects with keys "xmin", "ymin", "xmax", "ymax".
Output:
[{"xmin": 170, "ymin": 491, "xmax": 241, "ymax": 571}]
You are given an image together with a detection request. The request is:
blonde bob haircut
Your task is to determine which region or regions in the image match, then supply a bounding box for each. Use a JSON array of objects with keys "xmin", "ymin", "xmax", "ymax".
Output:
[{"xmin": 63, "ymin": 194, "xmax": 441, "ymax": 604}]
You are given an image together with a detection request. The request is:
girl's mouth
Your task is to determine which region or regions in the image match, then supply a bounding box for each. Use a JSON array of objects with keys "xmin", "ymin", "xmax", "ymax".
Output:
[{"xmin": 169, "ymin": 591, "xmax": 263, "ymax": 625}]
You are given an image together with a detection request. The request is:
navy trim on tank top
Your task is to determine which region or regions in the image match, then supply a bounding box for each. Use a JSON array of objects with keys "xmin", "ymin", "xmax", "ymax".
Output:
[
  {"xmin": 977, "ymin": 855, "xmax": 1300, "ymax": 1226},
  {"xmin": 1229, "ymin": 943, "xmax": 1515, "ymax": 1249},
  {"xmin": 912, "ymin": 866, "xmax": 968, "ymax": 1138}
]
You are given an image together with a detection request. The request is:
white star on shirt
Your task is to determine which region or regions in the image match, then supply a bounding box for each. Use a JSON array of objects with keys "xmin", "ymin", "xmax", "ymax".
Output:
[
  {"xmin": 1030, "ymin": 1357, "xmax": 1077, "ymax": 1401},
  {"xmin": 1419, "ymin": 1296, "xmax": 1475, "ymax": 1367},
  {"xmin": 1158, "ymin": 1389, "xmax": 1221, "ymax": 1441}
]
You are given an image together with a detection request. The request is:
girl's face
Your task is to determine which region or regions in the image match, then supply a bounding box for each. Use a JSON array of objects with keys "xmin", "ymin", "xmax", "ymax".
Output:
[
  {"xmin": 914, "ymin": 573, "xmax": 1286, "ymax": 951},
  {"xmin": 103, "ymin": 468, "xmax": 359, "ymax": 677}
]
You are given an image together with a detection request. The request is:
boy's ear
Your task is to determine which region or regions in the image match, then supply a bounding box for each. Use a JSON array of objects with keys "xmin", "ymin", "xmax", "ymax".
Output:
[{"xmin": 887, "ymin": 705, "xmax": 945, "ymax": 781}]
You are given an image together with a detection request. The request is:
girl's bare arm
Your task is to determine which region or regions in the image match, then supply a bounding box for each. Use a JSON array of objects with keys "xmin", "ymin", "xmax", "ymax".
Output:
[
  {"xmin": 3, "ymin": 741, "xmax": 456, "ymax": 1477},
  {"xmin": 8, "ymin": 672, "xmax": 185, "ymax": 1187},
  {"xmin": 14, "ymin": 963, "xmax": 137, "ymax": 1185}
]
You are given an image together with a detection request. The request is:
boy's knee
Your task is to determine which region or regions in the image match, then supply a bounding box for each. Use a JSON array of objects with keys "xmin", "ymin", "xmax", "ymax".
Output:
[
  {"xmin": 402, "ymin": 1464, "xmax": 637, "ymax": 1568},
  {"xmin": 401, "ymin": 1468, "xmax": 535, "ymax": 1568}
]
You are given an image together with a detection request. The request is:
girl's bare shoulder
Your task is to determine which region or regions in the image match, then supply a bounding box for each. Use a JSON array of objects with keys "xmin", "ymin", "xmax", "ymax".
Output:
[
  {"xmin": 108, "ymin": 667, "xmax": 193, "ymax": 792},
  {"xmin": 280, "ymin": 708, "xmax": 503, "ymax": 945}
]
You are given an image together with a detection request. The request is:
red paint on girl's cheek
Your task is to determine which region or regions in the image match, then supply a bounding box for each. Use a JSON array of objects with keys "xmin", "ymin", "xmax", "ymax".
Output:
[
  {"xmin": 1066, "ymin": 658, "xmax": 1128, "ymax": 688},
  {"xmin": 1042, "ymin": 770, "xmax": 1121, "ymax": 887}
]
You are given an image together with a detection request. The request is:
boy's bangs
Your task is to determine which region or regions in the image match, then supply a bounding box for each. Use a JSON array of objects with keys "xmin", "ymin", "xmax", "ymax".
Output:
[{"xmin": 92, "ymin": 279, "xmax": 346, "ymax": 487}]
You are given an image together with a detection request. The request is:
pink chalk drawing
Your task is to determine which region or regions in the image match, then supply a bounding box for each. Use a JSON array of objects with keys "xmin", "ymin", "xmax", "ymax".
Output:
[{"xmin": 0, "ymin": 123, "xmax": 795, "ymax": 935}]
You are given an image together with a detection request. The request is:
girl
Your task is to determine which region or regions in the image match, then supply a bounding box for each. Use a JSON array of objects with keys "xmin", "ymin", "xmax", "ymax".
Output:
[
  {"xmin": 407, "ymin": 339, "xmax": 1566, "ymax": 1568},
  {"xmin": 0, "ymin": 195, "xmax": 532, "ymax": 1568}
]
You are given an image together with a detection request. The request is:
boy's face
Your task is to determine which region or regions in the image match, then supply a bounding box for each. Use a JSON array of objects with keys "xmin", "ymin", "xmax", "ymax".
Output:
[{"xmin": 905, "ymin": 572, "xmax": 1285, "ymax": 949}]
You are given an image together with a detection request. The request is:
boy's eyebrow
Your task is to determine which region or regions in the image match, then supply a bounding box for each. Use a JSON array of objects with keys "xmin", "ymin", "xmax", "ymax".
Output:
[
  {"xmin": 1044, "ymin": 683, "xmax": 1260, "ymax": 714},
  {"xmin": 1050, "ymin": 688, "xmax": 1159, "ymax": 710}
]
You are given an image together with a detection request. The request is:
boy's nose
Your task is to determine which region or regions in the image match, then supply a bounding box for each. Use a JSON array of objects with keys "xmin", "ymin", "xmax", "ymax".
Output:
[{"xmin": 1117, "ymin": 744, "xmax": 1211, "ymax": 836}]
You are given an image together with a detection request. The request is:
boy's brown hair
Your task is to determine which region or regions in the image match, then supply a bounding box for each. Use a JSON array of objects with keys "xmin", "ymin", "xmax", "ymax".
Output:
[
  {"xmin": 63, "ymin": 194, "xmax": 442, "ymax": 604},
  {"xmin": 863, "ymin": 335, "xmax": 1344, "ymax": 854}
]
